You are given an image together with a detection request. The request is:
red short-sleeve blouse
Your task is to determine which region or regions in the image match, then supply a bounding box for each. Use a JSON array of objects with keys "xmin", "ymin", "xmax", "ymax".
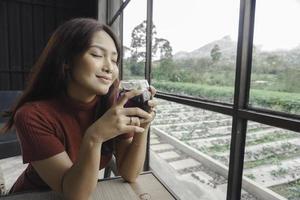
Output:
[{"xmin": 9, "ymin": 94, "xmax": 133, "ymax": 193}]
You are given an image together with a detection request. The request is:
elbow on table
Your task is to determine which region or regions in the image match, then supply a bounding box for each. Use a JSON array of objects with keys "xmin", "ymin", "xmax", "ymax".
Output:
[
  {"xmin": 123, "ymin": 176, "xmax": 137, "ymax": 183},
  {"xmin": 118, "ymin": 166, "xmax": 141, "ymax": 183},
  {"xmin": 120, "ymin": 172, "xmax": 138, "ymax": 183}
]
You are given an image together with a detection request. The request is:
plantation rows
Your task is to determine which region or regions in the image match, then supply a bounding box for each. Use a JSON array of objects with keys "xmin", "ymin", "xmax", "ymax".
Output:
[{"xmin": 152, "ymin": 99, "xmax": 300, "ymax": 199}]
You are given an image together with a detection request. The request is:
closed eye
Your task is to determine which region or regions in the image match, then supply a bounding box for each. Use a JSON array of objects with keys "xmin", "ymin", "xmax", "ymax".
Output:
[{"xmin": 91, "ymin": 53, "xmax": 103, "ymax": 58}]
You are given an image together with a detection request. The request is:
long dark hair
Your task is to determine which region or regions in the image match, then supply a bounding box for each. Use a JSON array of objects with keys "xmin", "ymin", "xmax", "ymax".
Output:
[{"xmin": 1, "ymin": 18, "xmax": 121, "ymax": 133}]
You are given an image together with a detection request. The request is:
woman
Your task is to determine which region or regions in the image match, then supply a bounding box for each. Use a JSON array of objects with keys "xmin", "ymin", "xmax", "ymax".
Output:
[{"xmin": 1, "ymin": 18, "xmax": 157, "ymax": 199}]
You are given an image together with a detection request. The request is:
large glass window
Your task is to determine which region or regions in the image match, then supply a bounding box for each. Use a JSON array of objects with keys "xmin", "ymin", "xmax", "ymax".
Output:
[
  {"xmin": 250, "ymin": 0, "xmax": 300, "ymax": 115},
  {"xmin": 243, "ymin": 122, "xmax": 300, "ymax": 199},
  {"xmin": 122, "ymin": 0, "xmax": 147, "ymax": 80},
  {"xmin": 152, "ymin": 0, "xmax": 240, "ymax": 103},
  {"xmin": 150, "ymin": 99, "xmax": 234, "ymax": 199},
  {"xmin": 120, "ymin": 1, "xmax": 300, "ymax": 199}
]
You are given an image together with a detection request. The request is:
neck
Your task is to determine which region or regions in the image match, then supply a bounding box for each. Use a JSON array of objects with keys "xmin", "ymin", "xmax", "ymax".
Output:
[{"xmin": 66, "ymin": 85, "xmax": 96, "ymax": 103}]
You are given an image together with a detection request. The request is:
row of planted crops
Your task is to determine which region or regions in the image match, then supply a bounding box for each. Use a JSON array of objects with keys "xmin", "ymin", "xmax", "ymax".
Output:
[{"xmin": 152, "ymin": 99, "xmax": 300, "ymax": 200}]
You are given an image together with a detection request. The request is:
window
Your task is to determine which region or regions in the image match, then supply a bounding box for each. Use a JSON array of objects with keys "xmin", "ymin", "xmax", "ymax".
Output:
[
  {"xmin": 152, "ymin": 0, "xmax": 240, "ymax": 103},
  {"xmin": 122, "ymin": 0, "xmax": 147, "ymax": 80},
  {"xmin": 250, "ymin": 0, "xmax": 300, "ymax": 115},
  {"xmin": 243, "ymin": 122, "xmax": 300, "ymax": 199},
  {"xmin": 118, "ymin": 0, "xmax": 300, "ymax": 199},
  {"xmin": 151, "ymin": 99, "xmax": 232, "ymax": 199}
]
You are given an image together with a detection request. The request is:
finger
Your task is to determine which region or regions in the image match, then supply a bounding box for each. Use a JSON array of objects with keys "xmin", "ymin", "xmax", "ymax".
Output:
[
  {"xmin": 151, "ymin": 109, "xmax": 157, "ymax": 118},
  {"xmin": 149, "ymin": 109, "xmax": 157, "ymax": 121},
  {"xmin": 149, "ymin": 86, "xmax": 157, "ymax": 98},
  {"xmin": 140, "ymin": 109, "xmax": 157, "ymax": 124},
  {"xmin": 127, "ymin": 116, "xmax": 140, "ymax": 126},
  {"xmin": 127, "ymin": 116, "xmax": 132, "ymax": 125},
  {"xmin": 122, "ymin": 107, "xmax": 152, "ymax": 120},
  {"xmin": 131, "ymin": 116, "xmax": 140, "ymax": 126},
  {"xmin": 117, "ymin": 90, "xmax": 143, "ymax": 107},
  {"xmin": 123, "ymin": 125, "xmax": 145, "ymax": 133},
  {"xmin": 147, "ymin": 99, "xmax": 158, "ymax": 108}
]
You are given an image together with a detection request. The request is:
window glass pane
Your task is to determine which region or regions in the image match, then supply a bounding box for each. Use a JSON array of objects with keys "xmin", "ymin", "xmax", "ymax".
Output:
[
  {"xmin": 150, "ymin": 99, "xmax": 235, "ymax": 199},
  {"xmin": 152, "ymin": 0, "xmax": 239, "ymax": 103},
  {"xmin": 122, "ymin": 0, "xmax": 147, "ymax": 80},
  {"xmin": 250, "ymin": 0, "xmax": 300, "ymax": 115},
  {"xmin": 243, "ymin": 122, "xmax": 300, "ymax": 199}
]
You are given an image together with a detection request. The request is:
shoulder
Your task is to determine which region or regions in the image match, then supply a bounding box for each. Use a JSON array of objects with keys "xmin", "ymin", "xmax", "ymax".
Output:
[
  {"xmin": 14, "ymin": 99, "xmax": 59, "ymax": 126},
  {"xmin": 14, "ymin": 100, "xmax": 67, "ymax": 163}
]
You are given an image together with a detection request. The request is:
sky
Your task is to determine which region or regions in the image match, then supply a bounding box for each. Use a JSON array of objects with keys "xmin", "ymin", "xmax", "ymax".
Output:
[{"xmin": 123, "ymin": 0, "xmax": 300, "ymax": 54}]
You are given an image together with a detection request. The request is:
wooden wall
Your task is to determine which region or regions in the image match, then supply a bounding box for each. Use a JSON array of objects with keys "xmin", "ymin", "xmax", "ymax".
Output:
[{"xmin": 0, "ymin": 0, "xmax": 98, "ymax": 90}]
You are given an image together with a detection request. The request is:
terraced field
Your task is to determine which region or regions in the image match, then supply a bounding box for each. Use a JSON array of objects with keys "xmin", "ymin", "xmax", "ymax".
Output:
[{"xmin": 152, "ymin": 99, "xmax": 300, "ymax": 200}]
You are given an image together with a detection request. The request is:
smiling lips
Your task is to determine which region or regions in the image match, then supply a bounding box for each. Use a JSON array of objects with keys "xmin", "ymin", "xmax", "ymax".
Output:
[{"xmin": 96, "ymin": 75, "xmax": 112, "ymax": 83}]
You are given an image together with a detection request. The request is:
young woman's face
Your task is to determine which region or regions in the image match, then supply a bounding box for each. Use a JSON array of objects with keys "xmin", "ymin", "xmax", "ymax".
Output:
[{"xmin": 67, "ymin": 30, "xmax": 119, "ymax": 102}]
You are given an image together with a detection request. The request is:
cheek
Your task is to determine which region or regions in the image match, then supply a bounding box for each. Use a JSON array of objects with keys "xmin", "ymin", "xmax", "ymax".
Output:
[
  {"xmin": 71, "ymin": 67, "xmax": 82, "ymax": 80},
  {"xmin": 112, "ymin": 66, "xmax": 119, "ymax": 80},
  {"xmin": 74, "ymin": 60, "xmax": 96, "ymax": 78},
  {"xmin": 71, "ymin": 71, "xmax": 84, "ymax": 86},
  {"xmin": 71, "ymin": 66, "xmax": 93, "ymax": 84}
]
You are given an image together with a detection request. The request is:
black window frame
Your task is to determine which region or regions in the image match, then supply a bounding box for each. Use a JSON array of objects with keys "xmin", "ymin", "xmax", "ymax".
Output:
[{"xmin": 109, "ymin": 0, "xmax": 300, "ymax": 199}]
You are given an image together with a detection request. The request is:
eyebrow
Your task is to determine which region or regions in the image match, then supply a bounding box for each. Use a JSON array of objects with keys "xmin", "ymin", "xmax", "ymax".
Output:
[{"xmin": 90, "ymin": 44, "xmax": 118, "ymax": 56}]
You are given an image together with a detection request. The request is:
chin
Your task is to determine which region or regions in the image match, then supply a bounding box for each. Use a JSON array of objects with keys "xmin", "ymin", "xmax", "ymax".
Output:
[{"xmin": 95, "ymin": 87, "xmax": 110, "ymax": 95}]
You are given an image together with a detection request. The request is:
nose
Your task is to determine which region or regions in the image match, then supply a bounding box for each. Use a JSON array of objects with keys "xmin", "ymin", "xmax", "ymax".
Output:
[{"xmin": 102, "ymin": 57, "xmax": 113, "ymax": 73}]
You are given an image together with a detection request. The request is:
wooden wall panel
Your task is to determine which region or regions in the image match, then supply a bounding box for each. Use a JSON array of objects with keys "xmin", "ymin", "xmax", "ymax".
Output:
[
  {"xmin": 20, "ymin": 3, "xmax": 34, "ymax": 85},
  {"xmin": 7, "ymin": 1, "xmax": 23, "ymax": 90},
  {"xmin": 32, "ymin": 5, "xmax": 45, "ymax": 62},
  {"xmin": 0, "ymin": 1, "xmax": 10, "ymax": 89},
  {"xmin": 44, "ymin": 5, "xmax": 55, "ymax": 42},
  {"xmin": 0, "ymin": 0, "xmax": 99, "ymax": 90}
]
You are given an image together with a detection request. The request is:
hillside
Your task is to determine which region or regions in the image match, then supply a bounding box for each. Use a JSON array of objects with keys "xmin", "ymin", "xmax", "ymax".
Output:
[
  {"xmin": 173, "ymin": 36, "xmax": 300, "ymax": 64},
  {"xmin": 173, "ymin": 35, "xmax": 237, "ymax": 60}
]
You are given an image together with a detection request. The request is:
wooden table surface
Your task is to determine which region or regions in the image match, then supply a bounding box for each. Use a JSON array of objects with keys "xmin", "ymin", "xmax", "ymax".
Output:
[{"xmin": 1, "ymin": 171, "xmax": 178, "ymax": 200}]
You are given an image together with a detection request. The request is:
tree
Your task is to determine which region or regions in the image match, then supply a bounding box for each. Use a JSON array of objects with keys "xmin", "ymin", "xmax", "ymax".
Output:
[
  {"xmin": 130, "ymin": 20, "xmax": 157, "ymax": 62},
  {"xmin": 153, "ymin": 38, "xmax": 173, "ymax": 60},
  {"xmin": 210, "ymin": 44, "xmax": 222, "ymax": 62},
  {"xmin": 129, "ymin": 61, "xmax": 144, "ymax": 76},
  {"xmin": 129, "ymin": 20, "xmax": 173, "ymax": 76}
]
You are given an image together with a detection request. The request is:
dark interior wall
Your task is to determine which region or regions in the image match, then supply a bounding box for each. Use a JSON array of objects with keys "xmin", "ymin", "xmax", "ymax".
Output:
[{"xmin": 0, "ymin": 0, "xmax": 98, "ymax": 90}]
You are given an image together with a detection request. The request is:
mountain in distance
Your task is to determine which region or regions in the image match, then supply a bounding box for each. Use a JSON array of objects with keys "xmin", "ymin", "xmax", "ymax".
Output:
[
  {"xmin": 173, "ymin": 35, "xmax": 300, "ymax": 61},
  {"xmin": 173, "ymin": 35, "xmax": 238, "ymax": 60}
]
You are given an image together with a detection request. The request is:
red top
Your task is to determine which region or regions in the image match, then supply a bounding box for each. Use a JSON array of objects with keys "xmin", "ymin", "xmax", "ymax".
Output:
[{"xmin": 9, "ymin": 94, "xmax": 133, "ymax": 193}]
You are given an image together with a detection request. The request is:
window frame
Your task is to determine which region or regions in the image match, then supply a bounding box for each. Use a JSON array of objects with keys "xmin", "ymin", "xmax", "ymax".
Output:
[{"xmin": 109, "ymin": 0, "xmax": 300, "ymax": 199}]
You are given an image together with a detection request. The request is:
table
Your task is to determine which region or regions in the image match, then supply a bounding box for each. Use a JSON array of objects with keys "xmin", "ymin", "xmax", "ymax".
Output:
[{"xmin": 1, "ymin": 171, "xmax": 178, "ymax": 200}]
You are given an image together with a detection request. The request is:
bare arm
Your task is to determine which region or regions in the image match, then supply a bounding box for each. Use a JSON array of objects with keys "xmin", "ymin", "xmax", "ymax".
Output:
[
  {"xmin": 31, "ymin": 90, "xmax": 154, "ymax": 199},
  {"xmin": 115, "ymin": 124, "xmax": 150, "ymax": 182},
  {"xmin": 32, "ymin": 133, "xmax": 102, "ymax": 200},
  {"xmin": 115, "ymin": 86, "xmax": 157, "ymax": 182}
]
